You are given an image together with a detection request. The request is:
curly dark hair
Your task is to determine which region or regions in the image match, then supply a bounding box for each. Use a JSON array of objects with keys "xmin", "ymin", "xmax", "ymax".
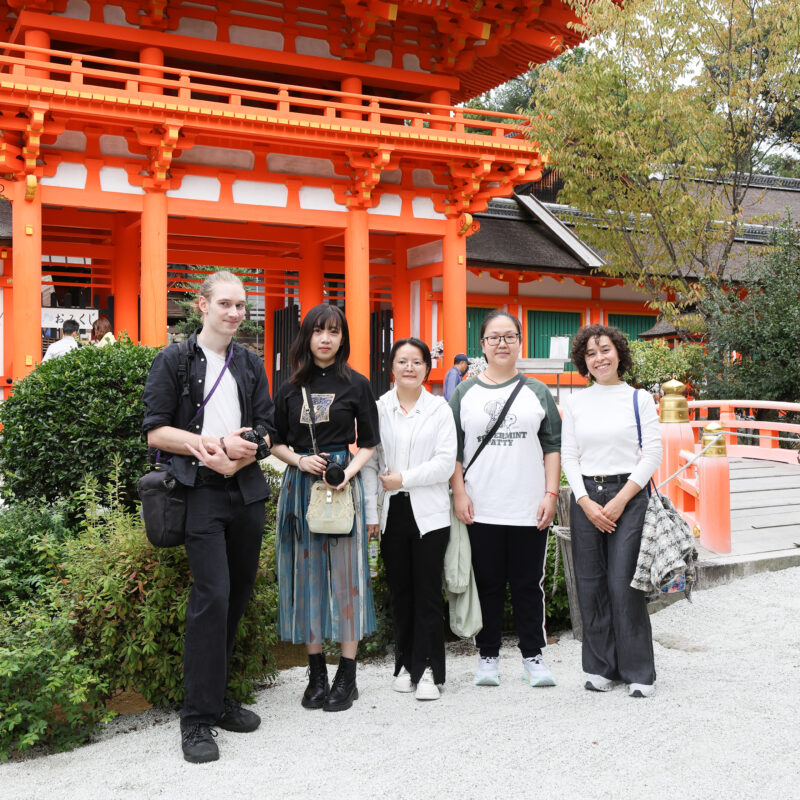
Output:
[{"xmin": 571, "ymin": 324, "xmax": 632, "ymax": 380}]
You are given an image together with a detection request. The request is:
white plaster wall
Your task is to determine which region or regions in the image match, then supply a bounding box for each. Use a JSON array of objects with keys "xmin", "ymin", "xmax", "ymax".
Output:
[
  {"xmin": 41, "ymin": 162, "xmax": 88, "ymax": 190},
  {"xmin": 100, "ymin": 135, "xmax": 142, "ymax": 158},
  {"xmin": 518, "ymin": 276, "xmax": 592, "ymax": 299},
  {"xmin": 232, "ymin": 180, "xmax": 288, "ymax": 207},
  {"xmin": 43, "ymin": 131, "xmax": 86, "ymax": 152},
  {"xmin": 229, "ymin": 26, "xmax": 284, "ymax": 50},
  {"xmin": 465, "ymin": 273, "xmax": 509, "ymax": 295},
  {"xmin": 369, "ymin": 49, "xmax": 393, "ymax": 67},
  {"xmin": 367, "ymin": 194, "xmax": 402, "ymax": 216},
  {"xmin": 103, "ymin": 5, "xmax": 136, "ymax": 27},
  {"xmin": 380, "ymin": 169, "xmax": 403, "ymax": 185},
  {"xmin": 295, "ymin": 37, "xmax": 337, "ymax": 59},
  {"xmin": 267, "ymin": 154, "xmax": 345, "ymax": 179},
  {"xmin": 99, "ymin": 167, "xmax": 144, "ymax": 195},
  {"xmin": 413, "ymin": 169, "xmax": 447, "ymax": 189},
  {"xmin": 55, "ymin": 0, "xmax": 90, "ymax": 20},
  {"xmin": 174, "ymin": 146, "xmax": 254, "ymax": 170},
  {"xmin": 412, "ymin": 197, "xmax": 446, "ymax": 220},
  {"xmin": 298, "ymin": 187, "xmax": 345, "ymax": 212},
  {"xmin": 173, "ymin": 17, "xmax": 217, "ymax": 40},
  {"xmin": 167, "ymin": 175, "xmax": 221, "ymax": 202}
]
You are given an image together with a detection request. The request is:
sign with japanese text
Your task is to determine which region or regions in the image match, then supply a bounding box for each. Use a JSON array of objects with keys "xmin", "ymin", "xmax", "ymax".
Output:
[{"xmin": 41, "ymin": 308, "xmax": 99, "ymax": 329}]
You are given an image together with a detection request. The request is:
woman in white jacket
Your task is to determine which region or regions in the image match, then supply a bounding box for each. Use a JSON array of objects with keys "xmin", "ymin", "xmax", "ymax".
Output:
[{"xmin": 364, "ymin": 338, "xmax": 456, "ymax": 701}]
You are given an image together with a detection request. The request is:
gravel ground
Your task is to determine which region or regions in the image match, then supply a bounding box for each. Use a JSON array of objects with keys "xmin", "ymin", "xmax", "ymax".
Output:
[{"xmin": 3, "ymin": 567, "xmax": 799, "ymax": 800}]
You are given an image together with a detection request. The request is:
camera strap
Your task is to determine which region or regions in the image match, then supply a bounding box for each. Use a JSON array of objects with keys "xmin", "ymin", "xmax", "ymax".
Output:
[{"xmin": 301, "ymin": 386, "xmax": 320, "ymax": 456}]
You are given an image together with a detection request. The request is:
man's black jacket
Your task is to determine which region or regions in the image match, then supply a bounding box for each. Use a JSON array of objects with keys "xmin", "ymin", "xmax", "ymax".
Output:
[{"xmin": 142, "ymin": 332, "xmax": 275, "ymax": 504}]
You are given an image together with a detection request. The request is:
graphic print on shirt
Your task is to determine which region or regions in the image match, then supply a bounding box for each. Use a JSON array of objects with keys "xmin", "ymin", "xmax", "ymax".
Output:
[
  {"xmin": 476, "ymin": 395, "xmax": 528, "ymax": 447},
  {"xmin": 300, "ymin": 393, "xmax": 335, "ymax": 425}
]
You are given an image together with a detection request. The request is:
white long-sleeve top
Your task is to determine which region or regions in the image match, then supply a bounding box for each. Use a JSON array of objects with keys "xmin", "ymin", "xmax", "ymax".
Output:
[
  {"xmin": 561, "ymin": 382, "xmax": 662, "ymax": 501},
  {"xmin": 362, "ymin": 386, "xmax": 456, "ymax": 536}
]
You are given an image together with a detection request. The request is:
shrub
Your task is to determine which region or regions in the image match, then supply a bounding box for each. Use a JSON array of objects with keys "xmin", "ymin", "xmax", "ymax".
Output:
[
  {"xmin": 0, "ymin": 498, "xmax": 71, "ymax": 609},
  {"xmin": 0, "ymin": 339, "xmax": 157, "ymax": 506},
  {"xmin": 63, "ymin": 469, "xmax": 279, "ymax": 707},
  {"xmin": 625, "ymin": 339, "xmax": 705, "ymax": 395},
  {"xmin": 0, "ymin": 600, "xmax": 111, "ymax": 760}
]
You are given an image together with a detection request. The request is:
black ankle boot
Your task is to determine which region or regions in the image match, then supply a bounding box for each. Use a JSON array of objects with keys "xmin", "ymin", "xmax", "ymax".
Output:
[
  {"xmin": 301, "ymin": 653, "xmax": 329, "ymax": 710},
  {"xmin": 323, "ymin": 656, "xmax": 358, "ymax": 712}
]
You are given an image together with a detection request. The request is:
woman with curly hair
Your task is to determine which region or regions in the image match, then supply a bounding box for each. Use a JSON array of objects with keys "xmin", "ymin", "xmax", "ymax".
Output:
[{"xmin": 561, "ymin": 324, "xmax": 662, "ymax": 698}]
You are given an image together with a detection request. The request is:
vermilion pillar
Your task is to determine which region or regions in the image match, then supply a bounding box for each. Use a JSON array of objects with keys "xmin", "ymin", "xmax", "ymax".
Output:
[
  {"xmin": 392, "ymin": 237, "xmax": 410, "ymax": 341},
  {"xmin": 345, "ymin": 208, "xmax": 370, "ymax": 375},
  {"xmin": 12, "ymin": 179, "xmax": 43, "ymax": 377},
  {"xmin": 140, "ymin": 190, "xmax": 168, "ymax": 347},
  {"xmin": 113, "ymin": 214, "xmax": 140, "ymax": 341},
  {"xmin": 24, "ymin": 30, "xmax": 50, "ymax": 80},
  {"xmin": 299, "ymin": 235, "xmax": 325, "ymax": 315},
  {"xmin": 442, "ymin": 218, "xmax": 467, "ymax": 367},
  {"xmin": 140, "ymin": 46, "xmax": 164, "ymax": 95}
]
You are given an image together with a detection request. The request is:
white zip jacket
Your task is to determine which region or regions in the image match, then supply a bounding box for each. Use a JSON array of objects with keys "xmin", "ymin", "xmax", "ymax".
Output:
[{"xmin": 362, "ymin": 386, "xmax": 457, "ymax": 536}]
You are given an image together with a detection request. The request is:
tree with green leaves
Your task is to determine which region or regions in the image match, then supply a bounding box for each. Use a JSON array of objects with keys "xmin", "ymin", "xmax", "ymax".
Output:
[
  {"xmin": 525, "ymin": 0, "xmax": 800, "ymax": 326},
  {"xmin": 703, "ymin": 217, "xmax": 800, "ymax": 402}
]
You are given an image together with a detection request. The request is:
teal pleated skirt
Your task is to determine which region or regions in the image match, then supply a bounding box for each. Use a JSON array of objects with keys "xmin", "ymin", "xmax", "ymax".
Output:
[{"xmin": 275, "ymin": 450, "xmax": 377, "ymax": 645}]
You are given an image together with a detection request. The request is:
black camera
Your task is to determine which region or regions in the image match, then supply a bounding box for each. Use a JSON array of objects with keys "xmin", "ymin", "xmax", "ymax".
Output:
[
  {"xmin": 323, "ymin": 459, "xmax": 346, "ymax": 486},
  {"xmin": 241, "ymin": 425, "xmax": 271, "ymax": 460}
]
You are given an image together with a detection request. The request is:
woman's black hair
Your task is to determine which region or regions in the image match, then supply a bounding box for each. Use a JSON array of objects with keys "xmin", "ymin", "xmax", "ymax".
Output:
[
  {"xmin": 389, "ymin": 337, "xmax": 432, "ymax": 382},
  {"xmin": 570, "ymin": 324, "xmax": 633, "ymax": 379},
  {"xmin": 289, "ymin": 303, "xmax": 352, "ymax": 387},
  {"xmin": 479, "ymin": 309, "xmax": 522, "ymax": 340}
]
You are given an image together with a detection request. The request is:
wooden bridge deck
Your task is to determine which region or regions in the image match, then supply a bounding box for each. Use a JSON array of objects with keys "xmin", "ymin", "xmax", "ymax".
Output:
[{"xmin": 698, "ymin": 457, "xmax": 800, "ymax": 564}]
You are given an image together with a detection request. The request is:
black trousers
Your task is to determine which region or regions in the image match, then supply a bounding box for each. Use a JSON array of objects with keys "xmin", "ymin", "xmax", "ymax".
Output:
[
  {"xmin": 181, "ymin": 475, "xmax": 265, "ymax": 726},
  {"xmin": 570, "ymin": 478, "xmax": 656, "ymax": 685},
  {"xmin": 381, "ymin": 493, "xmax": 449, "ymax": 684},
  {"xmin": 468, "ymin": 521, "xmax": 549, "ymax": 659}
]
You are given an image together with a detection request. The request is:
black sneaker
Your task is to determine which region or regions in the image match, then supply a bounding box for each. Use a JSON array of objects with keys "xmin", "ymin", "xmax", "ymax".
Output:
[
  {"xmin": 216, "ymin": 697, "xmax": 261, "ymax": 733},
  {"xmin": 181, "ymin": 723, "xmax": 219, "ymax": 764}
]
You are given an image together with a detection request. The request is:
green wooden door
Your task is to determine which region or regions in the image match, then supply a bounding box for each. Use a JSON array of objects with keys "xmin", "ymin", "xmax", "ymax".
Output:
[
  {"xmin": 607, "ymin": 313, "xmax": 658, "ymax": 340},
  {"xmin": 466, "ymin": 307, "xmax": 494, "ymax": 358},
  {"xmin": 527, "ymin": 310, "xmax": 581, "ymax": 370}
]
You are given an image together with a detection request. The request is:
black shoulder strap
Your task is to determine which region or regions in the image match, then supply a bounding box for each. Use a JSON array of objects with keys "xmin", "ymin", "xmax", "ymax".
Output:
[
  {"xmin": 463, "ymin": 374, "xmax": 527, "ymax": 478},
  {"xmin": 177, "ymin": 340, "xmax": 191, "ymax": 397}
]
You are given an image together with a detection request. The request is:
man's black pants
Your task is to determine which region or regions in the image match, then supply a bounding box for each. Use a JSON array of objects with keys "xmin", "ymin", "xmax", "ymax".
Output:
[{"xmin": 181, "ymin": 476, "xmax": 265, "ymax": 726}]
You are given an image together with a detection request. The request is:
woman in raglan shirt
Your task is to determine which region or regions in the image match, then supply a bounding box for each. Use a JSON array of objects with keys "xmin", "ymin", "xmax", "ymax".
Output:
[
  {"xmin": 561, "ymin": 325, "xmax": 662, "ymax": 698},
  {"xmin": 449, "ymin": 310, "xmax": 562, "ymax": 688}
]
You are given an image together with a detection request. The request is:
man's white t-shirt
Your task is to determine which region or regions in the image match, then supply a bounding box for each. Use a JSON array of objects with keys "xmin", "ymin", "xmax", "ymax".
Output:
[
  {"xmin": 42, "ymin": 336, "xmax": 78, "ymax": 362},
  {"xmin": 199, "ymin": 345, "xmax": 241, "ymax": 437}
]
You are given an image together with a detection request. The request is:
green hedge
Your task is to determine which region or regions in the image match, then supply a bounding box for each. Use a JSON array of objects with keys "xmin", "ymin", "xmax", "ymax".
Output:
[{"xmin": 0, "ymin": 340, "xmax": 156, "ymax": 507}]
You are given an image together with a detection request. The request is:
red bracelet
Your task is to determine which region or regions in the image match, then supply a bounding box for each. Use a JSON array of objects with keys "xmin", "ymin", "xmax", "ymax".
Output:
[{"xmin": 545, "ymin": 490, "xmax": 558, "ymax": 498}]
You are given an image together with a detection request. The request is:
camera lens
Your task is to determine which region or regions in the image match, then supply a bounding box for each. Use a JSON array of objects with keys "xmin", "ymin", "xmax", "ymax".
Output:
[{"xmin": 324, "ymin": 462, "xmax": 346, "ymax": 486}]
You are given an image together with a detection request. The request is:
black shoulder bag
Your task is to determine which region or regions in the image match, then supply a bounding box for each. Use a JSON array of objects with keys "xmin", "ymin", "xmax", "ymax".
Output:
[{"xmin": 138, "ymin": 342, "xmax": 233, "ymax": 548}]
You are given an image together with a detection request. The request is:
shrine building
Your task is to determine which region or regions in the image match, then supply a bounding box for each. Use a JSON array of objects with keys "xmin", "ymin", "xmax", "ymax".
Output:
[{"xmin": 0, "ymin": 0, "xmax": 657, "ymax": 396}]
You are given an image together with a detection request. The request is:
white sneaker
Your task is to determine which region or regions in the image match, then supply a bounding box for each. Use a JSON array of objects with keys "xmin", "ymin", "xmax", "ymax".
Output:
[
  {"xmin": 585, "ymin": 673, "xmax": 615, "ymax": 692},
  {"xmin": 522, "ymin": 654, "xmax": 556, "ymax": 687},
  {"xmin": 473, "ymin": 656, "xmax": 500, "ymax": 686},
  {"xmin": 392, "ymin": 667, "xmax": 413, "ymax": 693},
  {"xmin": 628, "ymin": 682, "xmax": 656, "ymax": 698},
  {"xmin": 415, "ymin": 668, "xmax": 440, "ymax": 701}
]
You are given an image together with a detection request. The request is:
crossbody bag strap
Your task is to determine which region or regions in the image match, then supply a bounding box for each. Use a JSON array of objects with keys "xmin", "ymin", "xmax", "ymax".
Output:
[
  {"xmin": 155, "ymin": 342, "xmax": 233, "ymax": 464},
  {"xmin": 633, "ymin": 387, "xmax": 657, "ymax": 497},
  {"xmin": 463, "ymin": 373, "xmax": 527, "ymax": 478},
  {"xmin": 301, "ymin": 387, "xmax": 319, "ymax": 456}
]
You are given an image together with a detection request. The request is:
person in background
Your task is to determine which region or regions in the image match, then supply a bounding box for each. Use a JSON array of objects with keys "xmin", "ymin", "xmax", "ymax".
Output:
[
  {"xmin": 270, "ymin": 303, "xmax": 379, "ymax": 713},
  {"xmin": 443, "ymin": 353, "xmax": 469, "ymax": 401},
  {"xmin": 450, "ymin": 310, "xmax": 562, "ymax": 688},
  {"xmin": 42, "ymin": 319, "xmax": 80, "ymax": 362},
  {"xmin": 91, "ymin": 316, "xmax": 116, "ymax": 347},
  {"xmin": 363, "ymin": 337, "xmax": 456, "ymax": 701},
  {"xmin": 561, "ymin": 324, "xmax": 662, "ymax": 698}
]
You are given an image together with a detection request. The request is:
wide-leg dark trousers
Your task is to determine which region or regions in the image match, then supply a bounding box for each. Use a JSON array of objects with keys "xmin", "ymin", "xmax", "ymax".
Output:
[
  {"xmin": 381, "ymin": 492, "xmax": 449, "ymax": 685},
  {"xmin": 181, "ymin": 476, "xmax": 265, "ymax": 726},
  {"xmin": 570, "ymin": 478, "xmax": 656, "ymax": 685},
  {"xmin": 468, "ymin": 521, "xmax": 549, "ymax": 659}
]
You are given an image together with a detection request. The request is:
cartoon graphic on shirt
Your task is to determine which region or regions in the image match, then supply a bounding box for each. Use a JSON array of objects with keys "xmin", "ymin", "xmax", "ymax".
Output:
[
  {"xmin": 300, "ymin": 393, "xmax": 335, "ymax": 424},
  {"xmin": 476, "ymin": 394, "xmax": 529, "ymax": 446}
]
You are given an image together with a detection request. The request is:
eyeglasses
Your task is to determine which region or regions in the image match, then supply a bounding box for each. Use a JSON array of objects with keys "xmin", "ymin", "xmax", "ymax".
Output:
[
  {"xmin": 395, "ymin": 359, "xmax": 426, "ymax": 369},
  {"xmin": 481, "ymin": 333, "xmax": 521, "ymax": 346}
]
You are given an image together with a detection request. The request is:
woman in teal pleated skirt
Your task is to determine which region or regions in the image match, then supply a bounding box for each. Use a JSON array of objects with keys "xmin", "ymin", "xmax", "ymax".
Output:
[{"xmin": 270, "ymin": 304, "xmax": 379, "ymax": 712}]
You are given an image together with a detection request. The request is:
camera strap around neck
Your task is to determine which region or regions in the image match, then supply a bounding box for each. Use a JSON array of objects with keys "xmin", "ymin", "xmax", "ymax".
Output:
[
  {"xmin": 462, "ymin": 373, "xmax": 526, "ymax": 479},
  {"xmin": 301, "ymin": 387, "xmax": 320, "ymax": 456}
]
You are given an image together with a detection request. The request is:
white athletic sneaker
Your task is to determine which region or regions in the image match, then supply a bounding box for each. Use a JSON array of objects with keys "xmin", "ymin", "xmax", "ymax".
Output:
[
  {"xmin": 473, "ymin": 656, "xmax": 500, "ymax": 686},
  {"xmin": 392, "ymin": 667, "xmax": 413, "ymax": 693},
  {"xmin": 522, "ymin": 654, "xmax": 556, "ymax": 687},
  {"xmin": 585, "ymin": 673, "xmax": 615, "ymax": 692},
  {"xmin": 415, "ymin": 668, "xmax": 440, "ymax": 701},
  {"xmin": 628, "ymin": 682, "xmax": 656, "ymax": 698}
]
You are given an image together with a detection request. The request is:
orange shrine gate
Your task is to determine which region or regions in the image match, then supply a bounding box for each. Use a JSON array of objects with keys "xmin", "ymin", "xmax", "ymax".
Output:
[{"xmin": 0, "ymin": 0, "xmax": 594, "ymax": 390}]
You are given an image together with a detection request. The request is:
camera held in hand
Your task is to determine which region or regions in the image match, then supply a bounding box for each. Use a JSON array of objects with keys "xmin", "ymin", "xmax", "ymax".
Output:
[
  {"xmin": 322, "ymin": 459, "xmax": 346, "ymax": 487},
  {"xmin": 240, "ymin": 425, "xmax": 271, "ymax": 460}
]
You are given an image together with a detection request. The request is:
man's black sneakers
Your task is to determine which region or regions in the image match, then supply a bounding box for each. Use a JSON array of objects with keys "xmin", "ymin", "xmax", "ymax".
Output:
[
  {"xmin": 216, "ymin": 697, "xmax": 261, "ymax": 733},
  {"xmin": 181, "ymin": 723, "xmax": 219, "ymax": 764}
]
